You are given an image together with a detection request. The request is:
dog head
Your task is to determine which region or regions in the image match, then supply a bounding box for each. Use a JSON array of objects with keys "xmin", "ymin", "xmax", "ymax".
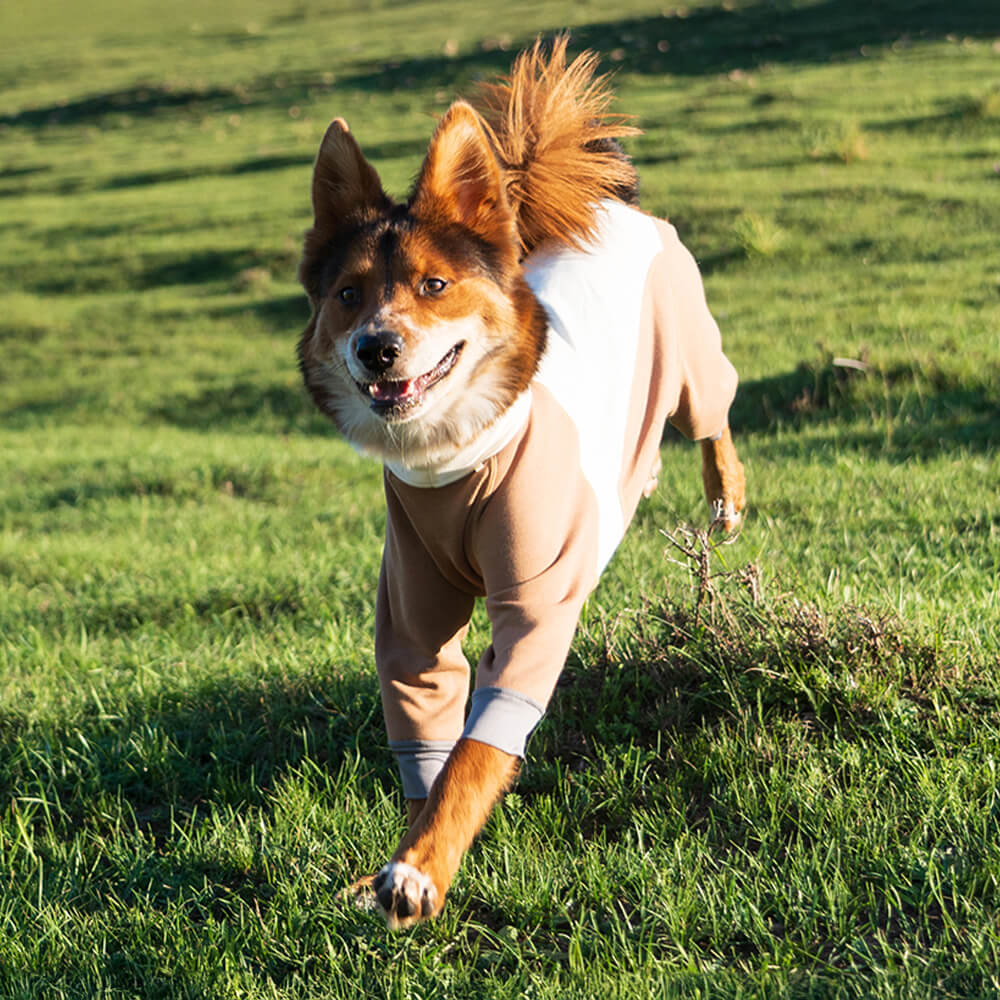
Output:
[{"xmin": 298, "ymin": 103, "xmax": 548, "ymax": 468}]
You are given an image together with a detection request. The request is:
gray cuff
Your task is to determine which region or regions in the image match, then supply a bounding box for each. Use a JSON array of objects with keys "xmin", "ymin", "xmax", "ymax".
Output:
[
  {"xmin": 462, "ymin": 687, "xmax": 545, "ymax": 758},
  {"xmin": 389, "ymin": 740, "xmax": 455, "ymax": 799}
]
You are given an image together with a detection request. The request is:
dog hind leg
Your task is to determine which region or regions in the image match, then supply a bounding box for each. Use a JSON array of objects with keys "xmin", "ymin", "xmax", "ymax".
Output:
[
  {"xmin": 405, "ymin": 797, "xmax": 426, "ymax": 828},
  {"xmin": 700, "ymin": 426, "xmax": 746, "ymax": 532}
]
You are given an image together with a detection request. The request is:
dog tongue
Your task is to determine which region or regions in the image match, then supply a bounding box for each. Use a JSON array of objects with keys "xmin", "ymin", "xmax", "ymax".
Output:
[{"xmin": 371, "ymin": 378, "xmax": 415, "ymax": 402}]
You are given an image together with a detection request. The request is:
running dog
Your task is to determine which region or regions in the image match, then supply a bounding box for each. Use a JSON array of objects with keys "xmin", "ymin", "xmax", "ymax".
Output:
[{"xmin": 297, "ymin": 38, "xmax": 745, "ymax": 927}]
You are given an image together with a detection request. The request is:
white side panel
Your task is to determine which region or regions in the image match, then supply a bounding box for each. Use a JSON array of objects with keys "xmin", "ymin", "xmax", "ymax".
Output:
[{"xmin": 524, "ymin": 202, "xmax": 662, "ymax": 573}]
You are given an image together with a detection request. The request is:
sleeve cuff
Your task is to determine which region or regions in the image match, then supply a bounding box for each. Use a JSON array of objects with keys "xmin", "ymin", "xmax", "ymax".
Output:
[
  {"xmin": 461, "ymin": 687, "xmax": 546, "ymax": 758},
  {"xmin": 389, "ymin": 740, "xmax": 455, "ymax": 799},
  {"xmin": 388, "ymin": 689, "xmax": 547, "ymax": 797}
]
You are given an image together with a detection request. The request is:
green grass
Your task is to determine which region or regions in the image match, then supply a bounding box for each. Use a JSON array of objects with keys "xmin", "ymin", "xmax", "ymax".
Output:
[{"xmin": 2, "ymin": 0, "xmax": 999, "ymax": 996}]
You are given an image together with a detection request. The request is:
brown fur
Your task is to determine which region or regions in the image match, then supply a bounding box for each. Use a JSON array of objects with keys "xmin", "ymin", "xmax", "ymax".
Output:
[
  {"xmin": 475, "ymin": 35, "xmax": 641, "ymax": 255},
  {"xmin": 296, "ymin": 41, "xmax": 640, "ymax": 463},
  {"xmin": 299, "ymin": 39, "xmax": 744, "ymax": 930},
  {"xmin": 297, "ymin": 104, "xmax": 549, "ymax": 467},
  {"xmin": 379, "ymin": 740, "xmax": 519, "ymax": 928},
  {"xmin": 700, "ymin": 427, "xmax": 746, "ymax": 532},
  {"xmin": 411, "ymin": 102, "xmax": 519, "ymax": 255},
  {"xmin": 299, "ymin": 119, "xmax": 391, "ymax": 303}
]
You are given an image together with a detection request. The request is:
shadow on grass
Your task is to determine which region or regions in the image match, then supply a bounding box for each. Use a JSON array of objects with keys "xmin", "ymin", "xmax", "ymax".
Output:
[
  {"xmin": 0, "ymin": 152, "xmax": 305, "ymax": 200},
  {"xmin": 207, "ymin": 291, "xmax": 310, "ymax": 327},
  {"xmin": 0, "ymin": 598, "xmax": 388, "ymax": 987},
  {"xmin": 98, "ymin": 139, "xmax": 426, "ymax": 192},
  {"xmin": 0, "ymin": 665, "xmax": 395, "ymax": 989},
  {"xmin": 99, "ymin": 153, "xmax": 316, "ymax": 192},
  {"xmin": 527, "ymin": 577, "xmax": 982, "ymax": 830},
  {"xmin": 0, "ymin": 666, "xmax": 386, "ymax": 840},
  {"xmin": 0, "ymin": 163, "xmax": 52, "ymax": 181},
  {"xmin": 0, "ymin": 74, "xmax": 322, "ymax": 133},
  {"xmin": 0, "ymin": 555, "xmax": 963, "ymax": 845},
  {"xmin": 5, "ymin": 1, "xmax": 998, "ymax": 137},
  {"xmin": 334, "ymin": 0, "xmax": 1000, "ymax": 93},
  {"xmin": 146, "ymin": 353, "xmax": 998, "ymax": 451},
  {"xmin": 27, "ymin": 248, "xmax": 260, "ymax": 294},
  {"xmin": 0, "ymin": 84, "xmax": 244, "ymax": 128},
  {"xmin": 0, "ymin": 392, "xmax": 101, "ymax": 429},
  {"xmin": 1, "ymin": 587, "xmax": 991, "ymax": 994},
  {"xmin": 720, "ymin": 359, "xmax": 1000, "ymax": 460},
  {"xmin": 150, "ymin": 378, "xmax": 334, "ymax": 436},
  {"xmin": 0, "ymin": 139, "xmax": 427, "ymax": 201}
]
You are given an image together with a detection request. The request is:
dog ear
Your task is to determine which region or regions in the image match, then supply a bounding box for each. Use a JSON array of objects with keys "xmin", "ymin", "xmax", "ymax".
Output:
[
  {"xmin": 410, "ymin": 101, "xmax": 514, "ymax": 246},
  {"xmin": 310, "ymin": 118, "xmax": 389, "ymax": 228},
  {"xmin": 301, "ymin": 119, "xmax": 390, "ymax": 299}
]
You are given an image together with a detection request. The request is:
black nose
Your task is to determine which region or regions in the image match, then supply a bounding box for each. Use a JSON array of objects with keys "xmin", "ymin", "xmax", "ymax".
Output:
[{"xmin": 355, "ymin": 331, "xmax": 403, "ymax": 374}]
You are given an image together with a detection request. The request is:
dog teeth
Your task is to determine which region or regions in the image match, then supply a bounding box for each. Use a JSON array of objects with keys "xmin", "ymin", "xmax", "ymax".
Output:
[{"xmin": 363, "ymin": 342, "xmax": 463, "ymax": 409}]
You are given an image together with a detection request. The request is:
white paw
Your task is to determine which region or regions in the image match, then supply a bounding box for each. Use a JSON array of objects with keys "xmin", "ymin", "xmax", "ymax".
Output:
[
  {"xmin": 711, "ymin": 498, "xmax": 741, "ymax": 531},
  {"xmin": 372, "ymin": 861, "xmax": 438, "ymax": 928}
]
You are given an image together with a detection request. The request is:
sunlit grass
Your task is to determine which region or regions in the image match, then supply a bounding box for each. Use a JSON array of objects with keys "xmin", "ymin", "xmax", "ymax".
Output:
[{"xmin": 1, "ymin": 0, "xmax": 999, "ymax": 996}]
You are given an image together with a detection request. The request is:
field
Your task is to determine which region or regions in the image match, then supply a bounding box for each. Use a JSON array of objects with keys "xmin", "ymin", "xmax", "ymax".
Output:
[{"xmin": 1, "ymin": 0, "xmax": 999, "ymax": 996}]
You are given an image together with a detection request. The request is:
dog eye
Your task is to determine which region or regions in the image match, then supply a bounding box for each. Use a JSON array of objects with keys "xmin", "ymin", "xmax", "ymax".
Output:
[
  {"xmin": 422, "ymin": 277, "xmax": 447, "ymax": 295},
  {"xmin": 338, "ymin": 286, "xmax": 360, "ymax": 306}
]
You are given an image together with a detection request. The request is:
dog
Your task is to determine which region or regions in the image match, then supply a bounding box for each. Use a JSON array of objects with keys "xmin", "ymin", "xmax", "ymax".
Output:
[{"xmin": 297, "ymin": 38, "xmax": 746, "ymax": 928}]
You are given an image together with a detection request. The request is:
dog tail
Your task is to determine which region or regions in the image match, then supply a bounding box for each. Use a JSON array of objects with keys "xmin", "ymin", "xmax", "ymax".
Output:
[{"xmin": 474, "ymin": 35, "xmax": 641, "ymax": 256}]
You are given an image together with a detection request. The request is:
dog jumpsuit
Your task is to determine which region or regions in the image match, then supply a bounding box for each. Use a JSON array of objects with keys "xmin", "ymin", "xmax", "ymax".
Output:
[{"xmin": 375, "ymin": 200, "xmax": 739, "ymax": 798}]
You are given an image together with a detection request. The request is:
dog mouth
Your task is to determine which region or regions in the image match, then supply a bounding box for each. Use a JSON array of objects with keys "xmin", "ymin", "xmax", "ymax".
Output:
[{"xmin": 358, "ymin": 342, "xmax": 465, "ymax": 417}]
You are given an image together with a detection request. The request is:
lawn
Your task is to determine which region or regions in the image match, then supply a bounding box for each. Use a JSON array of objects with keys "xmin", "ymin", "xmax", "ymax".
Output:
[{"xmin": 1, "ymin": 0, "xmax": 999, "ymax": 996}]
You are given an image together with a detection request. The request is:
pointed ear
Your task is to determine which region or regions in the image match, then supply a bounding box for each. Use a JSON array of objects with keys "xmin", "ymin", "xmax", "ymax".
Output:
[
  {"xmin": 301, "ymin": 119, "xmax": 390, "ymax": 299},
  {"xmin": 310, "ymin": 118, "xmax": 389, "ymax": 232},
  {"xmin": 410, "ymin": 101, "xmax": 513, "ymax": 245}
]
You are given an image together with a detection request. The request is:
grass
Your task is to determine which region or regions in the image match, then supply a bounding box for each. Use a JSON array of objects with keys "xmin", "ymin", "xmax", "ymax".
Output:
[{"xmin": 1, "ymin": 0, "xmax": 999, "ymax": 996}]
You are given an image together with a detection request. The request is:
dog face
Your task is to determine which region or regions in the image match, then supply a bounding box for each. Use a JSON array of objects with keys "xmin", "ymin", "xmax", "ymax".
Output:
[{"xmin": 299, "ymin": 104, "xmax": 548, "ymax": 467}]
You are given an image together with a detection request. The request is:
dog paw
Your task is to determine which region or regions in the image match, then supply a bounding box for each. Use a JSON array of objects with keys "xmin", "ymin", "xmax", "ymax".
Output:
[
  {"xmin": 713, "ymin": 497, "xmax": 742, "ymax": 533},
  {"xmin": 372, "ymin": 861, "xmax": 439, "ymax": 929}
]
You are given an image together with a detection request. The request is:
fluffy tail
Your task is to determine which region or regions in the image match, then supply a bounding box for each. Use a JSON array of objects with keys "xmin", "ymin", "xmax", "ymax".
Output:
[{"xmin": 473, "ymin": 36, "xmax": 641, "ymax": 256}]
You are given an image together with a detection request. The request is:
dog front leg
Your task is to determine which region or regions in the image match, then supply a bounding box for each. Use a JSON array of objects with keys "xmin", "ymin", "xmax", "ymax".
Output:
[
  {"xmin": 700, "ymin": 425, "xmax": 746, "ymax": 532},
  {"xmin": 373, "ymin": 738, "xmax": 519, "ymax": 928}
]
